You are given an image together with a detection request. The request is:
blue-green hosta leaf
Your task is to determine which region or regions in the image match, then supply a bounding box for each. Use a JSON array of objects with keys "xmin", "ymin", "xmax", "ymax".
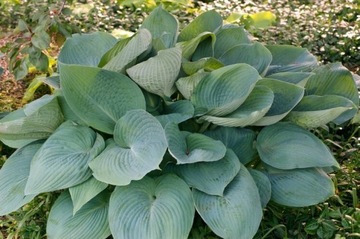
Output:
[
  {"xmin": 214, "ymin": 26, "xmax": 251, "ymax": 58},
  {"xmin": 204, "ymin": 127, "xmax": 256, "ymax": 165},
  {"xmin": 69, "ymin": 177, "xmax": 108, "ymax": 215},
  {"xmin": 140, "ymin": 6, "xmax": 178, "ymax": 48},
  {"xmin": 167, "ymin": 149, "xmax": 241, "ymax": 196},
  {"xmin": 248, "ymin": 169, "xmax": 271, "ymax": 208},
  {"xmin": 55, "ymin": 91, "xmax": 86, "ymax": 125},
  {"xmin": 155, "ymin": 100, "xmax": 194, "ymax": 127},
  {"xmin": 257, "ymin": 122, "xmax": 339, "ymax": 170},
  {"xmin": 25, "ymin": 122, "xmax": 105, "ymax": 195},
  {"xmin": 253, "ymin": 78, "xmax": 304, "ymax": 125},
  {"xmin": 89, "ymin": 110, "xmax": 167, "ymax": 186},
  {"xmin": 103, "ymin": 29, "xmax": 152, "ymax": 73},
  {"xmin": 60, "ymin": 64, "xmax": 145, "ymax": 134},
  {"xmin": 193, "ymin": 166, "xmax": 262, "ymax": 239},
  {"xmin": 126, "ymin": 47, "xmax": 182, "ymax": 98},
  {"xmin": 285, "ymin": 95, "xmax": 357, "ymax": 128},
  {"xmin": 305, "ymin": 63, "xmax": 359, "ymax": 124},
  {"xmin": 267, "ymin": 167, "xmax": 335, "ymax": 207},
  {"xmin": 177, "ymin": 32, "xmax": 215, "ymax": 59},
  {"xmin": 165, "ymin": 123, "xmax": 226, "ymax": 164},
  {"xmin": 0, "ymin": 141, "xmax": 42, "ymax": 216},
  {"xmin": 109, "ymin": 174, "xmax": 194, "ymax": 239},
  {"xmin": 178, "ymin": 10, "xmax": 222, "ymax": 42},
  {"xmin": 191, "ymin": 63, "xmax": 261, "ymax": 116},
  {"xmin": 219, "ymin": 42, "xmax": 272, "ymax": 75},
  {"xmin": 47, "ymin": 191, "xmax": 111, "ymax": 239},
  {"xmin": 182, "ymin": 57, "xmax": 224, "ymax": 75},
  {"xmin": 267, "ymin": 72, "xmax": 314, "ymax": 87},
  {"xmin": 58, "ymin": 32, "xmax": 117, "ymax": 67},
  {"xmin": 266, "ymin": 45, "xmax": 318, "ymax": 75},
  {"xmin": 176, "ymin": 70, "xmax": 209, "ymax": 99},
  {"xmin": 200, "ymin": 85, "xmax": 274, "ymax": 127},
  {"xmin": 0, "ymin": 94, "xmax": 64, "ymax": 148}
]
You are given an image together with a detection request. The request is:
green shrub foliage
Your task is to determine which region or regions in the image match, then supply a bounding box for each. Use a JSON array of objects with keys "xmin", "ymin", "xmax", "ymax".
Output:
[{"xmin": 0, "ymin": 7, "xmax": 359, "ymax": 239}]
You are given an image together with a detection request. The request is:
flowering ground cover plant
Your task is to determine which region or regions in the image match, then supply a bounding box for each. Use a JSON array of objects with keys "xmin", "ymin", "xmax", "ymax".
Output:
[{"xmin": 0, "ymin": 7, "xmax": 359, "ymax": 239}]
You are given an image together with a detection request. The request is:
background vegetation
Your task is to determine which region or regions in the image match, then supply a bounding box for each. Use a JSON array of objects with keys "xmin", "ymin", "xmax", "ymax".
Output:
[{"xmin": 0, "ymin": 0, "xmax": 359, "ymax": 238}]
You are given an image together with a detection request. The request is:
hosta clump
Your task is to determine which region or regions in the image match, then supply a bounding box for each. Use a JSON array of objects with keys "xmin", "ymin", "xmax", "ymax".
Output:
[{"xmin": 0, "ymin": 7, "xmax": 359, "ymax": 239}]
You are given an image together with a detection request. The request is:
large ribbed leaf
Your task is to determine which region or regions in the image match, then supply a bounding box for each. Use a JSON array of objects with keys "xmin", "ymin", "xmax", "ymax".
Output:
[
  {"xmin": 267, "ymin": 167, "xmax": 335, "ymax": 207},
  {"xmin": 47, "ymin": 191, "xmax": 111, "ymax": 239},
  {"xmin": 155, "ymin": 100, "xmax": 194, "ymax": 127},
  {"xmin": 253, "ymin": 78, "xmax": 304, "ymax": 125},
  {"xmin": 55, "ymin": 91, "xmax": 86, "ymax": 125},
  {"xmin": 178, "ymin": 10, "xmax": 222, "ymax": 42},
  {"xmin": 200, "ymin": 85, "xmax": 274, "ymax": 127},
  {"xmin": 204, "ymin": 127, "xmax": 257, "ymax": 165},
  {"xmin": 267, "ymin": 72, "xmax": 314, "ymax": 87},
  {"xmin": 177, "ymin": 32, "xmax": 215, "ymax": 59},
  {"xmin": 248, "ymin": 169, "xmax": 271, "ymax": 208},
  {"xmin": 182, "ymin": 57, "xmax": 224, "ymax": 75},
  {"xmin": 214, "ymin": 26, "xmax": 251, "ymax": 58},
  {"xmin": 0, "ymin": 141, "xmax": 42, "ymax": 216},
  {"xmin": 25, "ymin": 121, "xmax": 105, "ymax": 195},
  {"xmin": 109, "ymin": 174, "xmax": 194, "ymax": 239},
  {"xmin": 219, "ymin": 42, "xmax": 272, "ymax": 75},
  {"xmin": 140, "ymin": 6, "xmax": 178, "ymax": 48},
  {"xmin": 266, "ymin": 45, "xmax": 318, "ymax": 75},
  {"xmin": 257, "ymin": 122, "xmax": 339, "ymax": 170},
  {"xmin": 69, "ymin": 177, "xmax": 108, "ymax": 215},
  {"xmin": 0, "ymin": 95, "xmax": 64, "ymax": 148},
  {"xmin": 191, "ymin": 64, "xmax": 261, "ymax": 116},
  {"xmin": 60, "ymin": 64, "xmax": 145, "ymax": 134},
  {"xmin": 167, "ymin": 149, "xmax": 241, "ymax": 196},
  {"xmin": 165, "ymin": 123, "xmax": 226, "ymax": 164},
  {"xmin": 285, "ymin": 95, "xmax": 357, "ymax": 128},
  {"xmin": 176, "ymin": 70, "xmax": 209, "ymax": 99},
  {"xmin": 58, "ymin": 32, "xmax": 116, "ymax": 66},
  {"xmin": 126, "ymin": 47, "xmax": 182, "ymax": 98},
  {"xmin": 305, "ymin": 63, "xmax": 359, "ymax": 124},
  {"xmin": 89, "ymin": 110, "xmax": 167, "ymax": 186},
  {"xmin": 193, "ymin": 166, "xmax": 262, "ymax": 239},
  {"xmin": 103, "ymin": 29, "xmax": 152, "ymax": 73}
]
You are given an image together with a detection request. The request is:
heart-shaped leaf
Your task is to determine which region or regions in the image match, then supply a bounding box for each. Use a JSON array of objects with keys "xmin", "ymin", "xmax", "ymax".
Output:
[
  {"xmin": 127, "ymin": 47, "xmax": 182, "ymax": 98},
  {"xmin": 257, "ymin": 122, "xmax": 340, "ymax": 170},
  {"xmin": 89, "ymin": 109, "xmax": 167, "ymax": 186},
  {"xmin": 165, "ymin": 123, "xmax": 226, "ymax": 164},
  {"xmin": 25, "ymin": 121, "xmax": 105, "ymax": 195},
  {"xmin": 191, "ymin": 63, "xmax": 261, "ymax": 116},
  {"xmin": 47, "ymin": 191, "xmax": 111, "ymax": 239},
  {"xmin": 103, "ymin": 29, "xmax": 152, "ymax": 73},
  {"xmin": 178, "ymin": 10, "xmax": 222, "ymax": 42},
  {"xmin": 204, "ymin": 126, "xmax": 257, "ymax": 165},
  {"xmin": 253, "ymin": 78, "xmax": 304, "ymax": 125},
  {"xmin": 167, "ymin": 149, "xmax": 241, "ymax": 196},
  {"xmin": 58, "ymin": 32, "xmax": 117, "ymax": 66},
  {"xmin": 69, "ymin": 177, "xmax": 108, "ymax": 215},
  {"xmin": 140, "ymin": 6, "xmax": 178, "ymax": 48},
  {"xmin": 200, "ymin": 85, "xmax": 274, "ymax": 127},
  {"xmin": 266, "ymin": 45, "xmax": 318, "ymax": 75},
  {"xmin": 109, "ymin": 174, "xmax": 194, "ymax": 239},
  {"xmin": 285, "ymin": 95, "xmax": 357, "ymax": 128},
  {"xmin": 305, "ymin": 63, "xmax": 359, "ymax": 124},
  {"xmin": 0, "ymin": 141, "xmax": 42, "ymax": 216},
  {"xmin": 266, "ymin": 167, "xmax": 335, "ymax": 207},
  {"xmin": 219, "ymin": 42, "xmax": 272, "ymax": 75},
  {"xmin": 214, "ymin": 26, "xmax": 251, "ymax": 58},
  {"xmin": 193, "ymin": 166, "xmax": 262, "ymax": 239},
  {"xmin": 60, "ymin": 64, "xmax": 146, "ymax": 134},
  {"xmin": 0, "ymin": 95, "xmax": 64, "ymax": 148}
]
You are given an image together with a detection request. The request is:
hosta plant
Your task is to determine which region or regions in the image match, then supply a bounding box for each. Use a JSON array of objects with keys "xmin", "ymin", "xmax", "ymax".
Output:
[{"xmin": 0, "ymin": 7, "xmax": 359, "ymax": 239}]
